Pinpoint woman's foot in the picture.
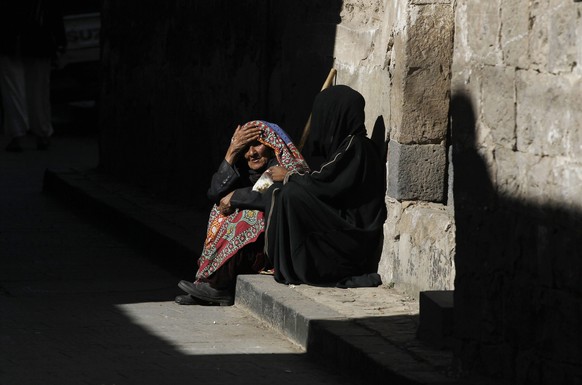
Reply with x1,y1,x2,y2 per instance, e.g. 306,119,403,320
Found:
178,280,234,306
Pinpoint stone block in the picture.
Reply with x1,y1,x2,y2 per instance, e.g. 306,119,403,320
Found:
527,0,578,73
465,0,502,66
497,145,582,213
390,3,453,144
500,0,530,68
391,203,455,295
516,70,582,158
481,65,516,150
410,0,450,3
451,1,470,72
379,197,404,285
494,146,523,199
417,291,454,349
235,275,344,348
550,159,582,210
529,0,550,71
387,141,446,202
496,147,556,205
547,0,579,73
334,25,377,65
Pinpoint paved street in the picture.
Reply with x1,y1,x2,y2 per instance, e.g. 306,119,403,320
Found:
0,133,356,385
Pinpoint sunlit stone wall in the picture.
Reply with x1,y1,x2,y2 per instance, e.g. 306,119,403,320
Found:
451,1,582,383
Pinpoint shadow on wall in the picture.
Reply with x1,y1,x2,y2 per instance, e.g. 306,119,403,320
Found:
371,114,388,162
367,114,388,274
450,92,582,384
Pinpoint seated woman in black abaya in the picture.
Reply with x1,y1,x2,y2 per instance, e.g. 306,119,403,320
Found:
265,85,387,288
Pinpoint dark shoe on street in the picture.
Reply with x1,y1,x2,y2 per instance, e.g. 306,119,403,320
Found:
178,280,234,306
5,137,23,152
36,136,51,150
175,294,203,305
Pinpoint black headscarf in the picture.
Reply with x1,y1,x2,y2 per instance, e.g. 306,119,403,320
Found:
304,85,367,169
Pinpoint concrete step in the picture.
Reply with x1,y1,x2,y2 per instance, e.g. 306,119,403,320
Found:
418,290,455,350
235,275,454,384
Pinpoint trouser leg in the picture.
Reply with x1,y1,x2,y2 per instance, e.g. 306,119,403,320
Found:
0,55,29,140
23,56,53,138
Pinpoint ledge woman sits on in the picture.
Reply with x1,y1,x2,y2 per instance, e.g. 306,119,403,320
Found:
176,120,308,305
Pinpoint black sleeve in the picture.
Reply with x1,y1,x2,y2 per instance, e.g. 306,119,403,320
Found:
229,157,280,210
230,188,269,211
208,158,278,209
207,160,241,203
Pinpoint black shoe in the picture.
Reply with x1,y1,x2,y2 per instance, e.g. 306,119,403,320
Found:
178,280,234,306
175,294,202,305
5,137,23,152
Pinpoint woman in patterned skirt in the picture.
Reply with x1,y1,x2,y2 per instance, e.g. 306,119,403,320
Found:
176,120,308,305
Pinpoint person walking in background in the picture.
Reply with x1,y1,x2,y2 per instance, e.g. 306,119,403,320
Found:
0,0,66,152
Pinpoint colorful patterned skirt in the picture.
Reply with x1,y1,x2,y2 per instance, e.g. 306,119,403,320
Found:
195,205,266,281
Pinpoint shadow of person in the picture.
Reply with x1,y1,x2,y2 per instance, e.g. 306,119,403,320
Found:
364,114,388,274
450,91,582,382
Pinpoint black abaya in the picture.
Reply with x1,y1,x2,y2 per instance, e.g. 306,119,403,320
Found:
265,86,387,286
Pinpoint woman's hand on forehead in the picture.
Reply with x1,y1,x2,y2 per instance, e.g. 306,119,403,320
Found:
225,123,263,164
232,124,261,145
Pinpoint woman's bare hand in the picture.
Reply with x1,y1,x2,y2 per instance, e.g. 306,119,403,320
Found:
225,124,262,164
218,191,235,215
267,166,289,182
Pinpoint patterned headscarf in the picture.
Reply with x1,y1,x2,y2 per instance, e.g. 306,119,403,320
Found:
254,120,309,173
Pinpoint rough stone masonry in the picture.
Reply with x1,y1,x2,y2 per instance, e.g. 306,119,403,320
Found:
451,0,582,383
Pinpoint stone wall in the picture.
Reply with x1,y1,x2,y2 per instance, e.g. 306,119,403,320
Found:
377,0,457,297
451,0,582,383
